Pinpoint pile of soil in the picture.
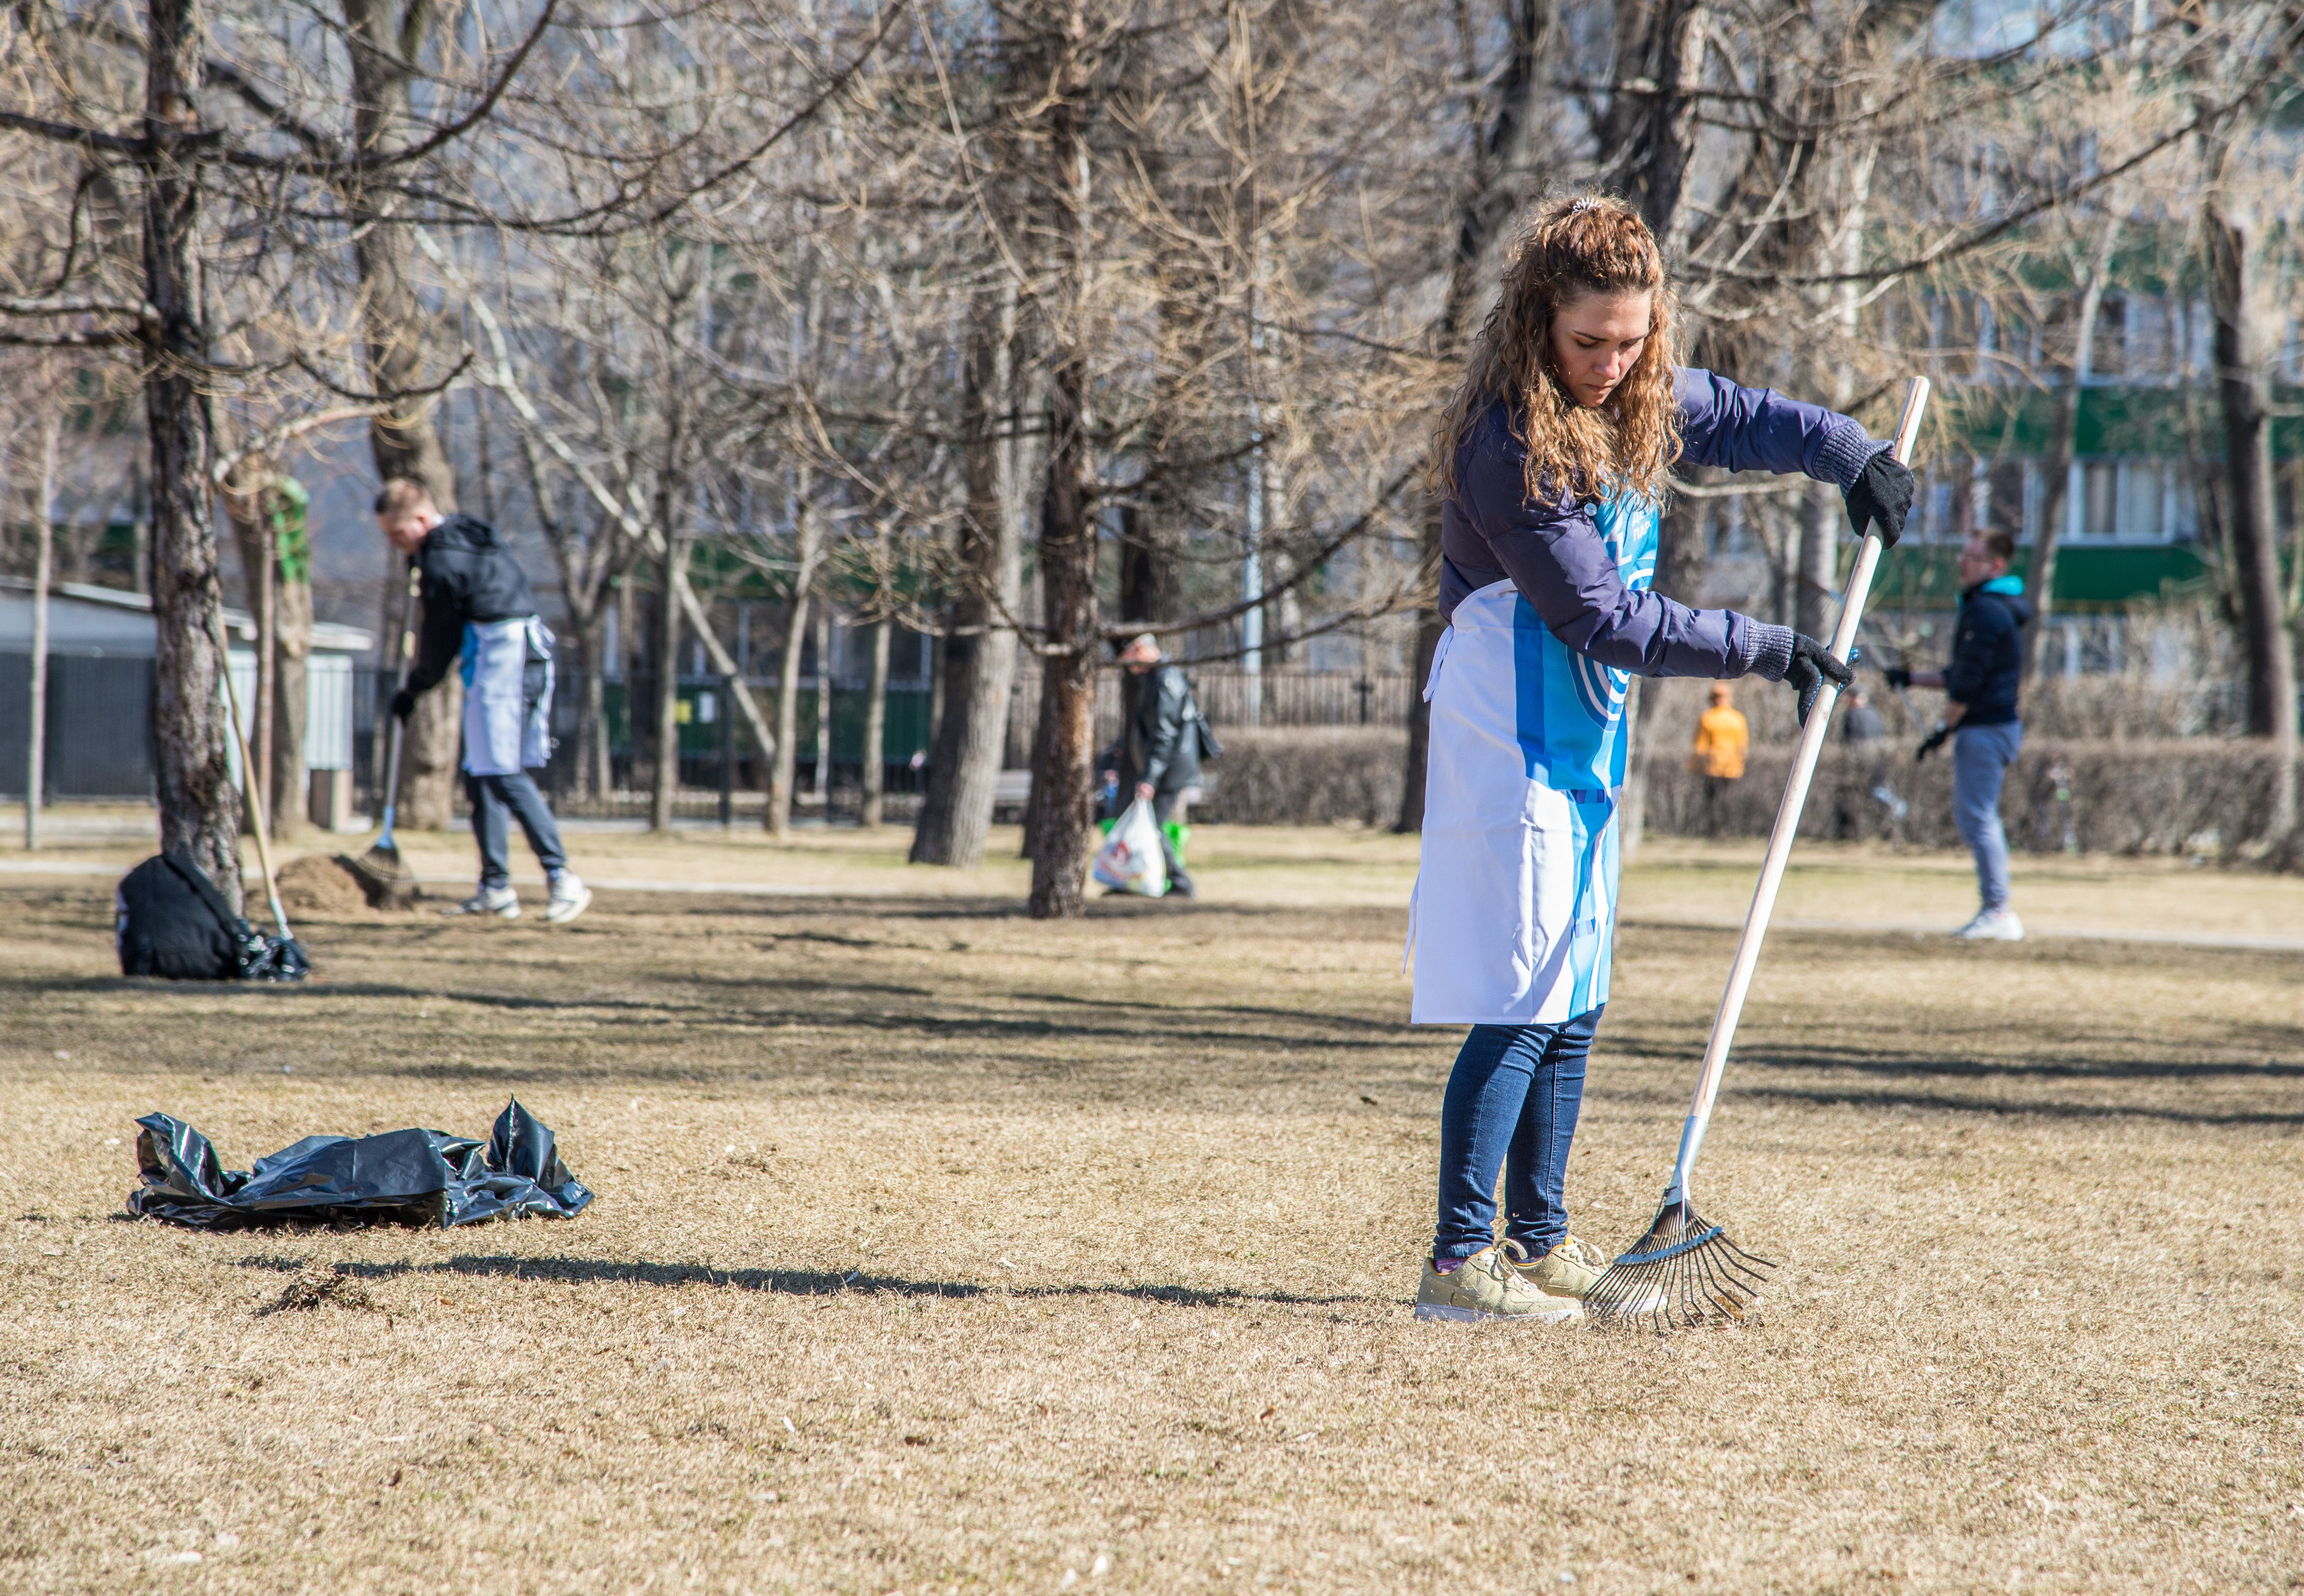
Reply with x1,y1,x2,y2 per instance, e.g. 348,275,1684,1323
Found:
274,854,374,915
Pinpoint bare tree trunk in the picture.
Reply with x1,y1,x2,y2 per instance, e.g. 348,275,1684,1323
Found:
652,547,682,831
344,0,462,831
2206,180,2299,837
913,285,1025,869
2022,210,2122,682
224,472,300,834
813,610,833,803
1026,28,1101,918
24,400,56,850
1027,397,1097,917
768,499,820,836
1397,0,1553,832
273,558,310,835
143,0,241,906
860,617,890,828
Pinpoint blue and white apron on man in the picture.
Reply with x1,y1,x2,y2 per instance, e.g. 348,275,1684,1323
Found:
458,616,555,776
1406,495,1657,1024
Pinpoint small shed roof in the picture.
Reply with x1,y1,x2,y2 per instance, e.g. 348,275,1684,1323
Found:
0,577,374,657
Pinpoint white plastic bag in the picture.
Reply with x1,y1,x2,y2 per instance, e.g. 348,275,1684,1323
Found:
1091,797,1169,898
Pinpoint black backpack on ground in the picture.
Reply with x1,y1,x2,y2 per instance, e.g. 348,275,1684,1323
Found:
116,852,310,982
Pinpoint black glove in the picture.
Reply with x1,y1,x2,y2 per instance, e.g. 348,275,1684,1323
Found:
1916,723,1950,762
389,687,417,722
1845,451,1915,548
1883,665,1912,690
1782,633,1853,725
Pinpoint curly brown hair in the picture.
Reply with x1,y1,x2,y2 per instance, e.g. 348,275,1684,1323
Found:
1436,194,1682,507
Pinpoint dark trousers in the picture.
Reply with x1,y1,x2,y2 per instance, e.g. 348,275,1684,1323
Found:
1433,1007,1603,1263
466,770,566,891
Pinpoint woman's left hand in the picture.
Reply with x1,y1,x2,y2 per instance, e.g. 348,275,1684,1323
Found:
1783,634,1853,725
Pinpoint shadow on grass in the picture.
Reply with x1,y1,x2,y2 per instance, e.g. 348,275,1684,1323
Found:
1736,1085,2304,1127
229,1251,1370,1309
1604,1033,2304,1083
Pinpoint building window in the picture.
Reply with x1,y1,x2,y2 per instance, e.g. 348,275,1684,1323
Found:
2069,458,2200,543
2080,461,2118,537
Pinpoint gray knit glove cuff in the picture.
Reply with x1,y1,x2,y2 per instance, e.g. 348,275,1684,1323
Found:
1814,422,1888,491
1745,621,1797,682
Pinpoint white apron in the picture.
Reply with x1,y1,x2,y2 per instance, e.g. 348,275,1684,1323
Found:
1406,496,1657,1025
458,616,554,777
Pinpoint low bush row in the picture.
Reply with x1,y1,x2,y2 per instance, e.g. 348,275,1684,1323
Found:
1195,725,2298,860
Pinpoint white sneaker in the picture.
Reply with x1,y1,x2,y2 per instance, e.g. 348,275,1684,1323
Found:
1954,909,2023,941
545,870,592,925
451,885,521,919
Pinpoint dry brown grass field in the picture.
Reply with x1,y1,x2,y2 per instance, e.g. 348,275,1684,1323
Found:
2,822,2299,1594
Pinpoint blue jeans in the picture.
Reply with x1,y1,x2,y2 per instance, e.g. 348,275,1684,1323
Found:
1952,721,2022,914
1433,1007,1603,1263
465,770,567,891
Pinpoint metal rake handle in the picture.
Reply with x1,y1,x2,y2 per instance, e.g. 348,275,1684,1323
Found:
1662,376,1931,1202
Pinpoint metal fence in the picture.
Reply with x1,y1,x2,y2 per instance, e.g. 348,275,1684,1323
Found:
0,652,155,799
352,665,937,822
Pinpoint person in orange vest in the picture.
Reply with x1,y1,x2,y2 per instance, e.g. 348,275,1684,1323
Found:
1688,681,1749,832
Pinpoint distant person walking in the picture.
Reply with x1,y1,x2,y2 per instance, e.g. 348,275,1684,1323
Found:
1886,528,2030,940
1100,633,1212,899
1687,681,1748,833
375,478,591,924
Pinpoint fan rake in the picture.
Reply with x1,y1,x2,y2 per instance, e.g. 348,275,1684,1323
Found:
1586,375,1931,1332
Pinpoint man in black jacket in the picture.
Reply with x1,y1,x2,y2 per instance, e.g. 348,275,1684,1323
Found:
1101,634,1205,898
377,478,591,924
1887,528,2032,941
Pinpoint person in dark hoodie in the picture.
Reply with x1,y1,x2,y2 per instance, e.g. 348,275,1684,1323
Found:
375,478,591,924
1887,527,2030,940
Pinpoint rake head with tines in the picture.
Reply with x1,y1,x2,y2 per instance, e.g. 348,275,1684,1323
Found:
1585,1190,1776,1331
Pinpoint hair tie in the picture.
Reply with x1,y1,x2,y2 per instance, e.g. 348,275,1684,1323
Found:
1569,197,1601,214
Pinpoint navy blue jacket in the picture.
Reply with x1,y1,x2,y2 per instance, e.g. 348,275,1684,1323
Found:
1945,580,2031,727
1440,367,1885,680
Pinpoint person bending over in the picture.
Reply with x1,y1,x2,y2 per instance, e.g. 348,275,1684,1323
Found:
1408,194,1913,1324
1885,528,2030,941
1100,632,1207,898
375,478,591,925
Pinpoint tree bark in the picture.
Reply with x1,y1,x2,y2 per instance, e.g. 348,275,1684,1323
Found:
224,472,311,837
651,546,683,831
768,498,820,836
1027,378,1098,917
143,0,242,906
2205,183,2298,836
1025,20,1100,919
1396,0,1553,833
24,399,56,849
860,617,890,828
344,0,463,830
2022,209,2122,681
912,286,1025,868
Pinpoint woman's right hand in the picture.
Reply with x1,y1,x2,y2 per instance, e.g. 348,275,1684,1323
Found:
1782,634,1853,725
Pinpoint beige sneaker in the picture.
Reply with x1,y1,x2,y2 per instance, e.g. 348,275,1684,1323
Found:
1510,1239,1604,1306
1415,1242,1580,1324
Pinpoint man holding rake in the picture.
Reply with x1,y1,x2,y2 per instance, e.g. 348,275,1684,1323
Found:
1407,195,1913,1323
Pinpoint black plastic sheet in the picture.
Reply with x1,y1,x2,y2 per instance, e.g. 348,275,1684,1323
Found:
127,1098,592,1229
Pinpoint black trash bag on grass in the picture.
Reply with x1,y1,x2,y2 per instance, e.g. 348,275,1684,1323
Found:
116,852,310,982
127,1097,591,1229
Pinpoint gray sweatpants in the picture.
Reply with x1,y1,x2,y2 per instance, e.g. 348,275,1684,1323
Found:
1952,720,2022,914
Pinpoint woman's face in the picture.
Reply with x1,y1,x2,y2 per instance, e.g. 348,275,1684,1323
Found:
1548,289,1653,408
